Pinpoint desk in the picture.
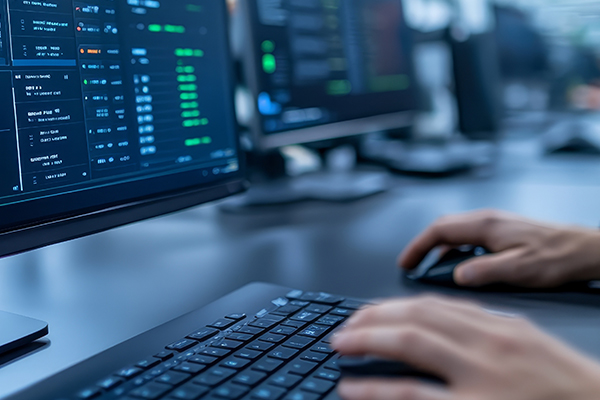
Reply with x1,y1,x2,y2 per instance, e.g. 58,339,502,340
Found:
2,136,600,398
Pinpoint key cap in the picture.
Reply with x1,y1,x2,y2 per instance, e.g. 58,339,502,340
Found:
329,308,352,318
299,293,344,305
238,326,264,335
323,355,340,371
221,356,251,370
234,348,263,360
209,319,236,330
268,346,299,361
233,369,267,387
77,387,101,399
227,313,247,321
154,351,174,361
227,332,253,342
271,305,301,316
269,373,302,389
252,358,283,373
290,312,319,323
284,391,320,400
201,347,231,358
338,300,368,310
300,378,335,394
115,366,143,379
313,368,340,382
247,340,275,352
129,382,171,399
315,316,344,327
166,339,198,352
212,383,249,399
249,319,279,329
187,328,219,342
173,362,206,375
304,305,332,314
298,325,329,339
259,333,285,344
136,358,161,370
189,354,218,365
286,360,318,376
269,326,296,336
155,370,190,386
169,382,210,399
250,384,286,400
300,351,327,363
212,339,244,350
289,300,309,307
193,367,236,387
280,320,306,329
97,376,124,390
282,335,314,350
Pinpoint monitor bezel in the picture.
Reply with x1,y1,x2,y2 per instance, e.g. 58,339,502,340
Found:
0,0,247,259
239,0,417,152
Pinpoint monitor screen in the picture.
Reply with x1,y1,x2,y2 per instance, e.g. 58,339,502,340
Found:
0,0,243,256
242,0,416,148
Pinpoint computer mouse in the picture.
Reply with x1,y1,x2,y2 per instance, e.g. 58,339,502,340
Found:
405,246,490,288
338,356,445,384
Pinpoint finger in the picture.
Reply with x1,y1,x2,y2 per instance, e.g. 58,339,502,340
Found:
332,326,468,378
454,249,524,287
399,211,504,270
338,379,451,400
345,297,486,344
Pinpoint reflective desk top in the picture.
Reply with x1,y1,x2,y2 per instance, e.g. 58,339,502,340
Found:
2,136,600,398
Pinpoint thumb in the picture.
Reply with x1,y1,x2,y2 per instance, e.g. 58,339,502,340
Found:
454,249,523,287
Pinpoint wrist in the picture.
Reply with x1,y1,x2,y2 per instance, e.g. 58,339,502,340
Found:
564,229,600,282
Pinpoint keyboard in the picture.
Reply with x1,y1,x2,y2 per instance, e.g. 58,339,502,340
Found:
8,283,369,400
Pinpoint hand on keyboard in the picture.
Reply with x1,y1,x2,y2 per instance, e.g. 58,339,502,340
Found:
399,209,600,288
332,295,600,400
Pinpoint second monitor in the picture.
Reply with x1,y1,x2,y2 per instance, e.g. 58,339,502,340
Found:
231,0,417,206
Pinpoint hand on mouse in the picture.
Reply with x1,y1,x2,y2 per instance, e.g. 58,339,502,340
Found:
332,296,600,400
399,210,600,288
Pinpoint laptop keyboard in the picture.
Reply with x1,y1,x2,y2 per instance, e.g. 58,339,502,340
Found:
75,291,368,400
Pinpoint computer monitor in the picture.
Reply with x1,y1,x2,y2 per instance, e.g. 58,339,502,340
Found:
0,0,244,259
0,0,243,355
239,0,417,151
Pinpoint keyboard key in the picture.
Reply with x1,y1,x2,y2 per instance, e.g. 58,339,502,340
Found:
212,383,249,399
189,354,218,365
284,391,320,400
238,326,264,335
234,348,262,360
227,313,247,321
280,320,306,329
169,382,210,399
282,335,313,350
227,332,253,342
167,339,198,352
250,385,286,400
268,346,299,361
286,360,318,376
304,305,332,314
329,308,353,318
247,340,275,352
187,328,219,342
269,373,302,389
233,370,266,387
286,290,304,300
97,376,124,390
77,387,101,399
154,351,174,361
290,312,319,323
315,316,344,326
212,339,244,350
299,292,345,305
136,358,161,370
193,367,236,387
289,300,309,307
323,356,340,371
265,314,286,323
220,356,251,370
173,362,206,375
269,326,296,336
252,358,283,373
313,368,340,381
300,351,327,363
129,382,171,399
201,348,231,358
259,333,285,344
115,366,144,379
300,378,335,394
298,325,329,339
270,305,301,316
209,319,236,330
310,344,333,354
155,371,190,386
338,300,368,310
249,319,280,329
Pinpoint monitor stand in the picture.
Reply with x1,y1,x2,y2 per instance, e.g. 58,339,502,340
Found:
361,135,496,175
0,311,48,357
220,145,390,211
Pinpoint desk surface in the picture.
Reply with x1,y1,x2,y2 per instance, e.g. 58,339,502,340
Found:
2,136,600,398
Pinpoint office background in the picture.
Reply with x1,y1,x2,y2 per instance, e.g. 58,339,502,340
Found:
2,0,600,398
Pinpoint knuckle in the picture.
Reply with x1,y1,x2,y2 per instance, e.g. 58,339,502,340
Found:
396,326,423,349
